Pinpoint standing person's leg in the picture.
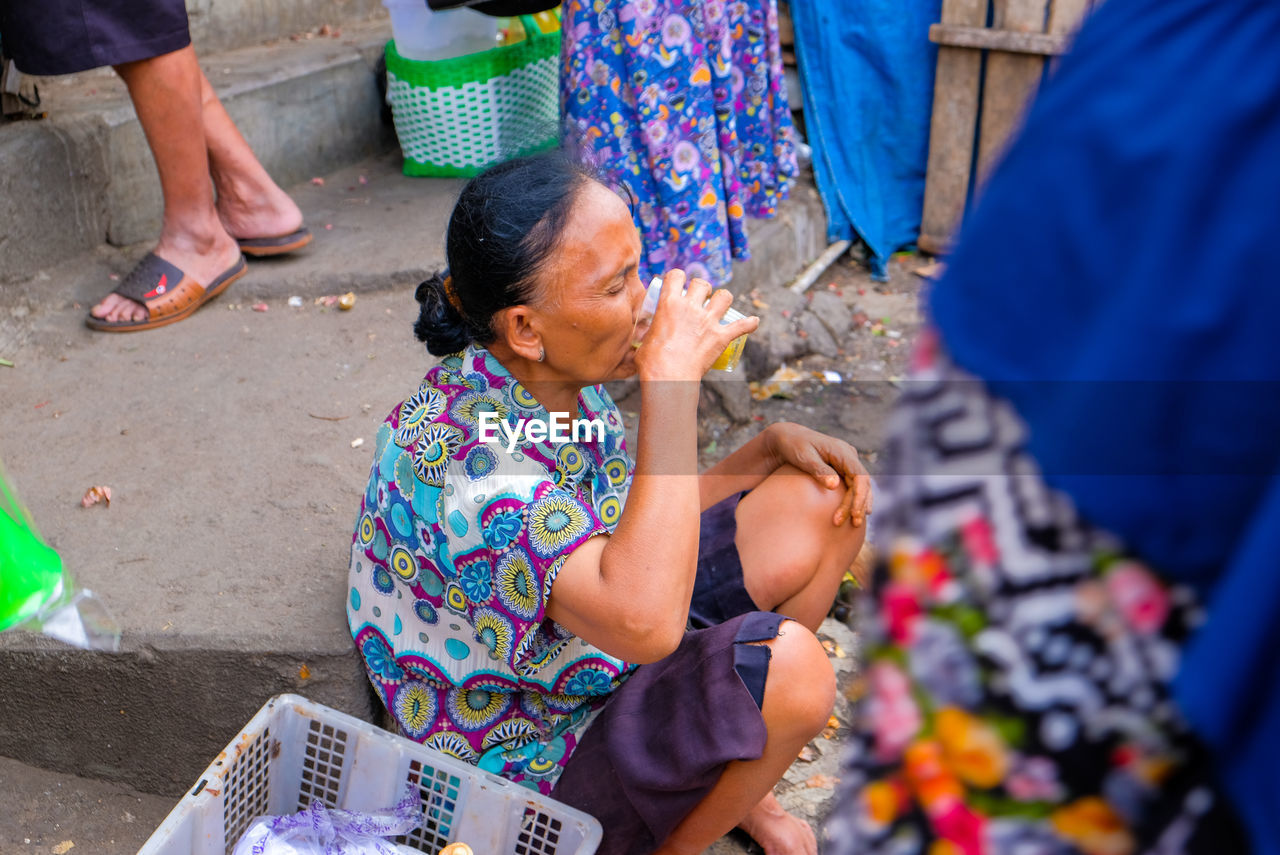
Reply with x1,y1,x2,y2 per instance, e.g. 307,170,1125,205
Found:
92,45,243,324
197,70,308,250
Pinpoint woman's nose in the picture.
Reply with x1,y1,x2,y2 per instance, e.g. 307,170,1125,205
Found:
628,275,646,315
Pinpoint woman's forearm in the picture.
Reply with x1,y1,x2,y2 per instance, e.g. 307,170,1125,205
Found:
698,424,779,509
602,383,701,587
590,382,704,656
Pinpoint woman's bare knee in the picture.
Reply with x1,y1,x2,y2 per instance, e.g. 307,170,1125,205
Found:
758,621,835,739
760,463,844,519
737,465,862,612
742,464,859,554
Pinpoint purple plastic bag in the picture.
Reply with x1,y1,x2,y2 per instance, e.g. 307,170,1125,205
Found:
231,783,422,855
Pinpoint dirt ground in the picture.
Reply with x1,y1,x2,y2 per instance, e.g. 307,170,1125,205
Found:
721,252,924,462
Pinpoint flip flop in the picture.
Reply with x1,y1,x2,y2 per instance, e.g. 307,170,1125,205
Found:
235,227,313,257
85,252,247,333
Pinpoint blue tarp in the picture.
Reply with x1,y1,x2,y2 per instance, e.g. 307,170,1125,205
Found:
790,1,942,279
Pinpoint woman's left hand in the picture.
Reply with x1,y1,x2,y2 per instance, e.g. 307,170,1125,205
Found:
766,423,873,528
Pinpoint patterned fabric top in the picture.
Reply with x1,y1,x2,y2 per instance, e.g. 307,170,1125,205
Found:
347,345,637,792
824,335,1229,855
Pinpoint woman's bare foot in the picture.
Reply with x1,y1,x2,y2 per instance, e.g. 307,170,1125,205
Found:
197,66,306,243
90,227,243,324
737,793,817,855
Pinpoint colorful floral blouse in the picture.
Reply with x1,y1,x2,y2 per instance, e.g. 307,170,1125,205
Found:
561,0,799,286
347,345,637,792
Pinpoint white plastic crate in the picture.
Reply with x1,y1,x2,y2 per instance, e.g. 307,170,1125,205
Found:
138,694,602,855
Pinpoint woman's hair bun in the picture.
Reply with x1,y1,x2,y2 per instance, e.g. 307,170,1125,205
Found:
413,272,471,356
413,151,601,357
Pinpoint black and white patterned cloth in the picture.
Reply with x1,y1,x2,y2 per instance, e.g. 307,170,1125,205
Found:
822,337,1247,855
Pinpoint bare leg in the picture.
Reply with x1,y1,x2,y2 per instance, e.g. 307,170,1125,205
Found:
653,622,834,855
93,46,242,323
735,463,867,632
197,70,302,240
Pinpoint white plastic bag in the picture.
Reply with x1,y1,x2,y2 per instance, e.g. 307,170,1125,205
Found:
231,783,422,855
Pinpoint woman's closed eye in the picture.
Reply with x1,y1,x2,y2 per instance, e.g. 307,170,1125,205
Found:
605,267,634,296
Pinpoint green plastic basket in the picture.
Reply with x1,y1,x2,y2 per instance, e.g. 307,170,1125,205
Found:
385,15,562,178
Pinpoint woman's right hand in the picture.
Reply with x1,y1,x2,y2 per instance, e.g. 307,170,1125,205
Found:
633,269,759,383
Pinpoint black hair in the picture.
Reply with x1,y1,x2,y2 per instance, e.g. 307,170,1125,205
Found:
414,151,600,356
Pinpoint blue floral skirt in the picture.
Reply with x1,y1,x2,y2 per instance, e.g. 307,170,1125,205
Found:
560,0,798,286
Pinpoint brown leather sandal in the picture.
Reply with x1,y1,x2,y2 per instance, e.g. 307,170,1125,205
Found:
236,227,313,257
85,252,247,333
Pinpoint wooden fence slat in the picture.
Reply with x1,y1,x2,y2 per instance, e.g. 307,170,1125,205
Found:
930,23,1068,56
940,0,992,32
918,0,988,256
975,0,1047,185
1047,0,1091,34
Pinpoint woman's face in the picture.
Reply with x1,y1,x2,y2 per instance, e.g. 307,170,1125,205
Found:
531,181,649,385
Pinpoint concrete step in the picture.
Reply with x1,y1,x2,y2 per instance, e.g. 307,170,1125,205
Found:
186,0,388,55
1,620,857,855
0,147,828,800
0,16,396,284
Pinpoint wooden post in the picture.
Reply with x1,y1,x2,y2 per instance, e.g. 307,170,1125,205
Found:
918,0,988,256
975,0,1048,185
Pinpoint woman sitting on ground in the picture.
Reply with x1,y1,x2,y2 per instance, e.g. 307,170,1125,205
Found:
347,151,870,855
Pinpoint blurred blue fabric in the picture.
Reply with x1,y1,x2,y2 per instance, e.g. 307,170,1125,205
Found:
789,0,942,280
930,0,1280,849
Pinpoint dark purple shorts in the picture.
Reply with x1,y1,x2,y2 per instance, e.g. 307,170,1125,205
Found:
0,0,190,76
688,491,759,630
551,493,784,855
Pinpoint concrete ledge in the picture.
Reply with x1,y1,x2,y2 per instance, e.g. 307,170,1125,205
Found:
731,179,827,294
0,119,111,284
186,0,388,56
0,639,375,794
0,150,825,312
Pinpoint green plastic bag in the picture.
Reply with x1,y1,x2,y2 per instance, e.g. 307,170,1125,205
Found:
0,461,120,649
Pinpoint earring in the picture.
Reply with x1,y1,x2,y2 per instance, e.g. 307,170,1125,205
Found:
538,347,546,363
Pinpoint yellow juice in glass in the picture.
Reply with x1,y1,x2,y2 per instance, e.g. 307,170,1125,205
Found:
641,277,749,373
